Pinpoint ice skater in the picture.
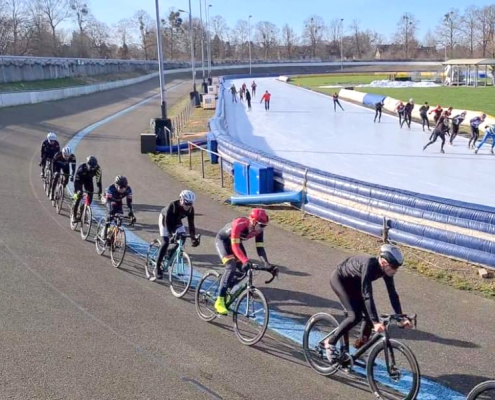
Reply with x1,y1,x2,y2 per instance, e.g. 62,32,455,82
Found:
374,100,384,123
449,111,466,145
230,83,238,103
429,105,443,126
423,118,449,153
475,124,495,154
395,101,405,127
245,89,252,110
468,113,486,149
260,90,271,111
251,81,257,97
401,98,414,129
419,102,430,131
332,92,344,111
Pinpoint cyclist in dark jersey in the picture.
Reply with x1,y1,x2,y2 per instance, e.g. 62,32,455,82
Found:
214,208,272,315
324,244,411,362
49,146,76,200
71,156,102,221
153,190,199,281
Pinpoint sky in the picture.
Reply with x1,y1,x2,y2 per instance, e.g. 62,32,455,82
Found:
90,0,491,41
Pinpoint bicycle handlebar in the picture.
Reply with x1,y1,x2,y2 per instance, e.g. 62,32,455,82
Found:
112,213,136,226
250,263,279,284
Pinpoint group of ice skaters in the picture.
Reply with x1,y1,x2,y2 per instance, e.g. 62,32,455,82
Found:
373,98,494,155
229,81,272,111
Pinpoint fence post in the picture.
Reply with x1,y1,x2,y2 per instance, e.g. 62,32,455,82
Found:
178,136,181,163
200,150,205,178
301,168,309,220
382,217,390,243
220,157,224,188
189,142,192,170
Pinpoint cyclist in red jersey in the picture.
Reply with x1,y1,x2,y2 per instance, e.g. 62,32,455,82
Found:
214,208,272,315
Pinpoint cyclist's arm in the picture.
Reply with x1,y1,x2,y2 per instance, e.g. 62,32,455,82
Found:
361,266,380,323
187,207,196,237
383,275,403,315
165,202,177,235
255,231,269,264
70,156,77,177
230,220,249,264
95,167,103,194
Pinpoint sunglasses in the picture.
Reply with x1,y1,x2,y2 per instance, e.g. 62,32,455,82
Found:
182,201,193,206
258,223,267,229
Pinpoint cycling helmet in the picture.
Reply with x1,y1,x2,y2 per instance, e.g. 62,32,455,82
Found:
62,146,72,159
379,244,404,269
250,208,269,225
179,189,195,204
115,175,128,187
86,155,98,169
47,132,57,142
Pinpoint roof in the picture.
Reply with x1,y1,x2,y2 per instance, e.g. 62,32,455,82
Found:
443,58,495,65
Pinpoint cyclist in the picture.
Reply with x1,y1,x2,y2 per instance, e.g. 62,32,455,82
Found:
154,190,200,281
324,244,412,363
71,155,102,221
101,175,135,243
39,132,60,178
49,146,76,200
214,208,272,315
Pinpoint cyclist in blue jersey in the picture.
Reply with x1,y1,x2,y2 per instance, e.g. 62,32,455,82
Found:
475,124,495,154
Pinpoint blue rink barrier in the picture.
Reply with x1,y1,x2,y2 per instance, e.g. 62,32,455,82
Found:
156,139,206,153
208,73,495,269
363,93,386,107
229,191,303,205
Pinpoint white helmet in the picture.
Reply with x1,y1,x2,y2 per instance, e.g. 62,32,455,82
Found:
179,189,196,204
47,132,57,142
62,146,72,159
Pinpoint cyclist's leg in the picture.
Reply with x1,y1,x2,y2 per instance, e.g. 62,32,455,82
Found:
103,202,121,241
155,213,171,278
215,236,237,298
72,181,83,217
50,163,61,199
85,180,94,205
61,165,70,188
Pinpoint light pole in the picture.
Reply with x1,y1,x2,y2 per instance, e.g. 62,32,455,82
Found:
402,15,412,59
340,18,344,71
199,0,205,79
207,4,212,76
179,1,196,91
248,15,252,75
154,0,166,118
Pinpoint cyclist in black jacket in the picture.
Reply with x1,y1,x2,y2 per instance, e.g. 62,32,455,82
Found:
153,190,200,280
71,156,102,221
324,244,411,363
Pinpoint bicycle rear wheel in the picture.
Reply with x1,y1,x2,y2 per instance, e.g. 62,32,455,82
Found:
467,380,495,400
232,288,269,346
145,241,160,280
169,251,193,298
69,203,79,231
366,339,421,400
302,312,342,376
80,204,92,240
195,270,220,322
55,184,64,214
95,217,107,255
110,227,126,268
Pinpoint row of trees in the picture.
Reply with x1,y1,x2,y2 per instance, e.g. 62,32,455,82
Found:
1,0,495,61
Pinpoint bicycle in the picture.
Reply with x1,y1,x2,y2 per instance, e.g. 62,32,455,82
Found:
303,312,420,400
95,213,136,268
145,232,201,298
467,380,495,399
195,263,278,346
41,159,53,197
52,173,71,213
69,191,93,240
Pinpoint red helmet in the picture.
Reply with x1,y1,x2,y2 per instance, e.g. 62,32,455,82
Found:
249,208,269,225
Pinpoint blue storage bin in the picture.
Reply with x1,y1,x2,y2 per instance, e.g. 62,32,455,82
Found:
249,161,274,195
233,160,249,195
206,133,218,164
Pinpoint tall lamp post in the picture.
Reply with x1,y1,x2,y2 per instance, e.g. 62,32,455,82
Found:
154,0,166,118
340,18,344,71
199,0,205,79
179,1,196,91
206,3,212,76
248,15,252,75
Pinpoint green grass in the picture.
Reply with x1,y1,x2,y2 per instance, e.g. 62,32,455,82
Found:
291,74,390,87
0,71,150,93
354,86,495,117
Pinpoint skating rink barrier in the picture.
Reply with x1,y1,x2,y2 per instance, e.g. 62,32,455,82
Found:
210,75,495,268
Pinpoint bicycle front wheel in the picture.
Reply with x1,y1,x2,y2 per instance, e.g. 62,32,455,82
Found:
44,170,52,197
80,205,92,240
145,241,160,280
366,339,421,400
110,227,126,268
69,203,78,231
169,251,193,298
95,218,107,255
195,270,220,322
232,288,269,346
467,380,495,400
55,184,64,214
302,312,342,376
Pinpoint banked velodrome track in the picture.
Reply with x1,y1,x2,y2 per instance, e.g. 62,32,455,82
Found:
0,64,494,399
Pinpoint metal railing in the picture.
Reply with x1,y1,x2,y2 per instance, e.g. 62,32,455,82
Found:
188,141,225,187
171,97,197,138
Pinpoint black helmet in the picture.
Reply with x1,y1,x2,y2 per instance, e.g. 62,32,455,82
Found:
86,155,98,169
379,244,404,268
115,175,128,187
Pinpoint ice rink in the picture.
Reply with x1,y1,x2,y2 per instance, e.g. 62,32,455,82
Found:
224,77,495,207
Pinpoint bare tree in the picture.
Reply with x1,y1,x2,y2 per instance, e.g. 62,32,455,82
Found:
281,23,297,59
86,15,110,57
133,9,153,59
114,18,133,59
69,0,89,57
395,13,419,59
5,0,29,55
255,21,278,60
303,15,325,58
327,18,341,45
460,5,479,57
349,19,363,58
233,19,248,60
163,9,182,60
36,0,69,54
435,8,461,59
210,15,227,40
475,5,495,57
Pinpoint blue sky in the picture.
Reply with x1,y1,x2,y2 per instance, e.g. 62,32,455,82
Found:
90,0,490,41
